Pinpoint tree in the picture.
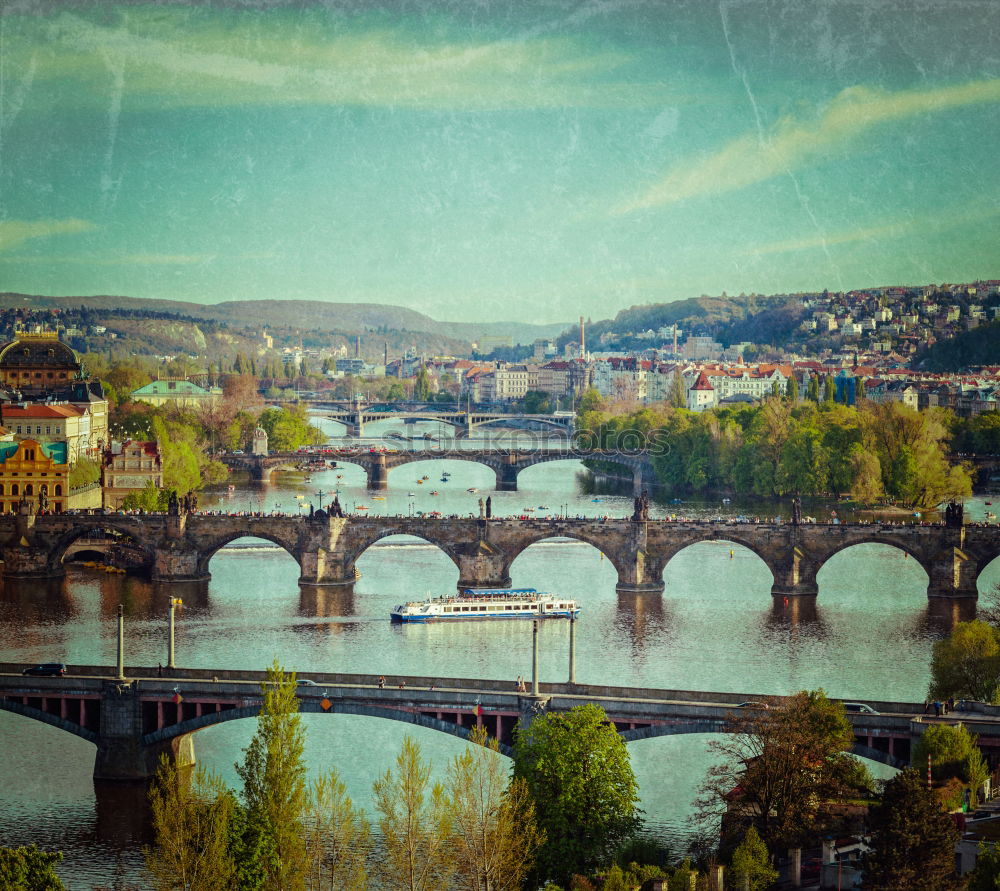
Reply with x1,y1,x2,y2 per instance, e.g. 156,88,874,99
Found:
785,376,798,401
728,826,777,891
806,376,820,402
862,769,960,891
372,735,455,891
823,375,836,402
121,480,168,512
0,845,65,890
967,843,1000,891
413,365,432,401
303,771,372,891
68,455,101,490
578,388,604,415
235,660,309,891
668,372,686,409
913,723,991,806
447,724,543,891
929,620,1000,702
696,691,855,851
523,390,552,414
513,703,641,886
146,757,236,891
257,405,323,452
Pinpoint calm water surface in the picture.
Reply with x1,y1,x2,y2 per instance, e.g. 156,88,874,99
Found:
1,419,996,887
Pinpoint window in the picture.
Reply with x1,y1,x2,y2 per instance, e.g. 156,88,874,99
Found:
45,426,50,434
35,426,41,434
54,485,62,496
10,484,17,496
15,426,21,434
24,484,32,496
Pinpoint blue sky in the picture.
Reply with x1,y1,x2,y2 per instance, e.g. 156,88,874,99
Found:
1,1,998,323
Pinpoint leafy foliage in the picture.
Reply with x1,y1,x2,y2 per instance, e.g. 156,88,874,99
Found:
913,723,990,807
696,690,855,851
513,703,641,887
0,845,65,890
728,826,777,891
235,660,309,891
372,735,455,891
146,758,236,891
929,620,1000,702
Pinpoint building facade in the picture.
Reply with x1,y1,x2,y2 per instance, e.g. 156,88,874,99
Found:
102,440,163,509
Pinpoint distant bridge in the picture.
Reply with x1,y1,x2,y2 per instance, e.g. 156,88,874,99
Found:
308,400,575,438
0,511,994,600
4,665,967,779
221,447,657,492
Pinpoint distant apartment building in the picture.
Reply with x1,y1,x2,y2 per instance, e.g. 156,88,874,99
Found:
3,403,93,463
131,379,223,409
102,440,163,509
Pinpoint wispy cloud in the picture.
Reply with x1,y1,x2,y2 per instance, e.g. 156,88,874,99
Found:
0,218,96,251
23,10,675,110
617,78,1000,213
744,202,1000,257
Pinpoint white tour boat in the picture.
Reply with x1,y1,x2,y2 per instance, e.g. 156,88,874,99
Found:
391,588,580,623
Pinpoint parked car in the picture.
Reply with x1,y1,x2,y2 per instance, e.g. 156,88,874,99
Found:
736,701,769,709
22,663,67,677
296,679,318,687
843,702,879,714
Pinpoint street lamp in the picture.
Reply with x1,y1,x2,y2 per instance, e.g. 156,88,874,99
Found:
168,597,183,669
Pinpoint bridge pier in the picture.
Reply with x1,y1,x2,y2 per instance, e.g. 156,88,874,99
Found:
769,545,819,599
299,549,359,587
495,461,519,492
927,545,979,600
615,524,666,595
456,540,510,590
94,681,195,781
367,455,389,490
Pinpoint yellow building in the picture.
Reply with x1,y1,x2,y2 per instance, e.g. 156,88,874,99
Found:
102,440,163,509
0,438,70,513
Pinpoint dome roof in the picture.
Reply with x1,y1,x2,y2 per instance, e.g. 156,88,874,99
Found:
0,336,79,369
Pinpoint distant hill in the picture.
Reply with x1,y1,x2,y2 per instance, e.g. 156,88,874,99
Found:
558,294,801,349
915,321,1000,371
0,293,566,348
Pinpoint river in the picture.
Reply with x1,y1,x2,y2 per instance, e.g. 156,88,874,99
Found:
1,417,996,888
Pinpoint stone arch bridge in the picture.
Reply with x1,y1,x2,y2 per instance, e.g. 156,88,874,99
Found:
221,447,657,493
313,403,575,438
0,512,997,600
5,665,972,780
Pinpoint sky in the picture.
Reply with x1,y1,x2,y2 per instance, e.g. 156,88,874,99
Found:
0,0,998,325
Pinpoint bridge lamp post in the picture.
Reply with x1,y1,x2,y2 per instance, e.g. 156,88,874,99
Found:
167,598,183,670
116,605,125,681
532,619,540,696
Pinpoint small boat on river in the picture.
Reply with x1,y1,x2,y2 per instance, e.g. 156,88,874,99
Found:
391,588,580,623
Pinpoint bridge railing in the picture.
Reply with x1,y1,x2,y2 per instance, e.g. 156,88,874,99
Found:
0,664,924,715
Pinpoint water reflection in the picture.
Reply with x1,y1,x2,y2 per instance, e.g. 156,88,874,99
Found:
614,591,671,658
767,594,822,629
299,584,356,618
94,780,153,846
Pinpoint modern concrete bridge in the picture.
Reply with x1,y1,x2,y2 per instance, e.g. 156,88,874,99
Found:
221,447,657,492
0,512,996,599
6,665,976,779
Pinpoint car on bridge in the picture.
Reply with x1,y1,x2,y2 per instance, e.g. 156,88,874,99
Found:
843,702,879,714
22,663,66,677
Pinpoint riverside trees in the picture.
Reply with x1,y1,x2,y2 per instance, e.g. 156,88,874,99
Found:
576,397,971,506
147,664,547,891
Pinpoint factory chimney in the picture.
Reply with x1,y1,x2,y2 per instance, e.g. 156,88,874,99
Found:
579,316,585,356
355,336,361,358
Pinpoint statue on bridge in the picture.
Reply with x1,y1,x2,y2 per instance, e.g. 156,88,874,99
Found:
168,492,180,516
479,497,486,520
632,492,650,522
37,487,48,515
791,496,802,525
945,501,964,528
330,495,345,518
485,496,492,519
182,491,198,514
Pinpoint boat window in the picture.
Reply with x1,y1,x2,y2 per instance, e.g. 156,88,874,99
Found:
444,607,451,613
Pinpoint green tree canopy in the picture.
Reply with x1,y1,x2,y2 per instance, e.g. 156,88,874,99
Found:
0,846,65,891
513,703,641,887
929,620,1000,702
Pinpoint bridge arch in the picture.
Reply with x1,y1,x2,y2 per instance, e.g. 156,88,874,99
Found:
502,530,630,583
350,530,464,581
0,699,99,745
659,536,776,596
142,701,514,756
467,416,571,437
196,531,302,577
815,539,932,599
619,722,906,768
46,522,156,576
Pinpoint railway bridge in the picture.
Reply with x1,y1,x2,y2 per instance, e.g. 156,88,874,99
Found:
0,512,996,599
4,665,976,780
